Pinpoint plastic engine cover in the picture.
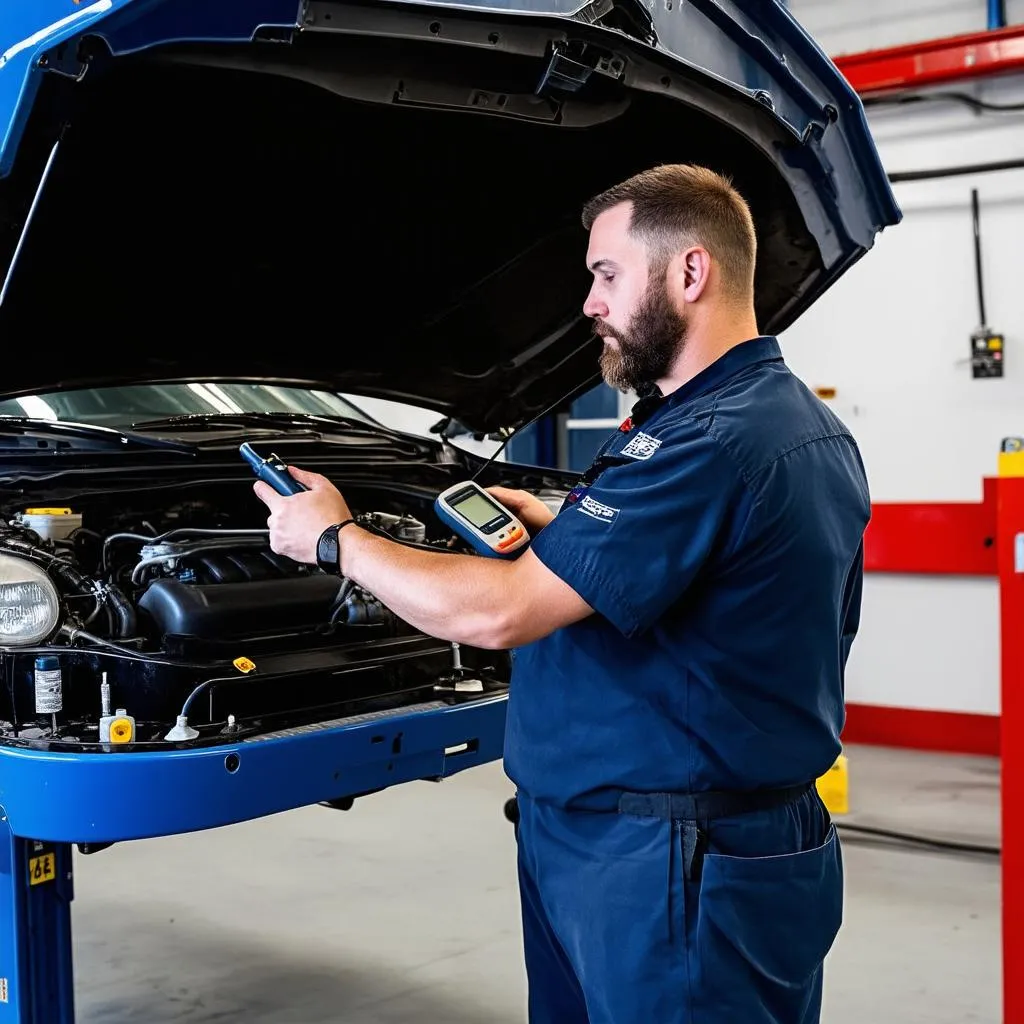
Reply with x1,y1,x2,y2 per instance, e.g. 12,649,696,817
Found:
138,576,347,639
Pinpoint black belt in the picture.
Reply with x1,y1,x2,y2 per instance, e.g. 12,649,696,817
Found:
617,781,815,883
616,780,814,821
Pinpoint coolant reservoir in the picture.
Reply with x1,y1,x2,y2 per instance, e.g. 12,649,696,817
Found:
18,508,83,542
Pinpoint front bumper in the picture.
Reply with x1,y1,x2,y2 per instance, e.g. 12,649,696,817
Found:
0,692,507,843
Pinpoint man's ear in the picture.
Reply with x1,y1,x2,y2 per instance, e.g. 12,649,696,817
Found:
668,246,712,304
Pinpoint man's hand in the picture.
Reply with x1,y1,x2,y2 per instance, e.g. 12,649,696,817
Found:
253,466,350,565
486,486,556,535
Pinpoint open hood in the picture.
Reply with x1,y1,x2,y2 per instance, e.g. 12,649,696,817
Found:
0,0,900,432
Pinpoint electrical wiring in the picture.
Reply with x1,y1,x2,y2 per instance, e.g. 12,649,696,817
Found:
888,156,1024,183
864,87,1024,183
865,90,1024,114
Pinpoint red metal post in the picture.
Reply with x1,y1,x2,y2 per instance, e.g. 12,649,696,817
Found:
998,475,1024,1023
834,23,1024,95
834,19,1024,1011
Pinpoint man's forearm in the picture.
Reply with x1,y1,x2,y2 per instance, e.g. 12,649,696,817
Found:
338,525,516,648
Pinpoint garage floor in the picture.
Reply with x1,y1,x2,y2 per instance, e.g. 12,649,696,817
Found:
73,743,1000,1023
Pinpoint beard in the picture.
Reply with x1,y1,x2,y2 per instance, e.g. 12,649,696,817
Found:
595,272,687,392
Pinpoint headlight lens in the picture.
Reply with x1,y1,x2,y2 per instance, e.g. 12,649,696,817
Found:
0,554,61,645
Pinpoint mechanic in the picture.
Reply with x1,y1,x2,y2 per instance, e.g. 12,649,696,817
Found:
254,163,871,1024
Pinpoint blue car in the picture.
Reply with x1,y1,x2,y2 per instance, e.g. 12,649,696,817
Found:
0,0,900,807
0,0,901,831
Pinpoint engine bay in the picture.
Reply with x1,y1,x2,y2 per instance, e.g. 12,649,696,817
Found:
0,469,519,752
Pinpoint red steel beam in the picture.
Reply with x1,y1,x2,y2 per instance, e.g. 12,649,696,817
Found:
834,23,1024,95
998,476,1024,1024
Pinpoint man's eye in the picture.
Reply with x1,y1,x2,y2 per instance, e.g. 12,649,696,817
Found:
602,273,615,284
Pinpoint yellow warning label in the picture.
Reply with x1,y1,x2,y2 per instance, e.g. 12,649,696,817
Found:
233,656,257,673
28,852,56,886
24,507,73,516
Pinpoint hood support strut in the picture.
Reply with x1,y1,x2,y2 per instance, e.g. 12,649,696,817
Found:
0,133,62,310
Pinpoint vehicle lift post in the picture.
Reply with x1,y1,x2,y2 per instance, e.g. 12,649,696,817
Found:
0,820,75,1021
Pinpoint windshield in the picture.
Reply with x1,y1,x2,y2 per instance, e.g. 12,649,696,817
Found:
0,383,506,458
0,383,377,428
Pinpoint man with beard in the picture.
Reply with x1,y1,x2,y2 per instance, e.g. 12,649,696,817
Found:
254,164,871,1024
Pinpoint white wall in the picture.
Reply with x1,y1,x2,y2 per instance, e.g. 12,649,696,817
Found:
342,394,505,459
792,0,1024,55
343,394,448,437
777,5,1024,716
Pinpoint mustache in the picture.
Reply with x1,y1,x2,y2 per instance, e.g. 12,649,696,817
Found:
592,320,615,339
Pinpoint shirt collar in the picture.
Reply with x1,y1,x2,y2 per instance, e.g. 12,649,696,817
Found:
630,336,782,425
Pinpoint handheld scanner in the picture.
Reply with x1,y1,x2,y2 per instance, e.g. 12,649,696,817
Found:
434,480,530,559
239,442,309,496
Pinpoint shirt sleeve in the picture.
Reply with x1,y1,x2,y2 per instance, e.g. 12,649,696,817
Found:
530,422,745,638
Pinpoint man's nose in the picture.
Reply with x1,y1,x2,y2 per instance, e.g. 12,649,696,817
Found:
583,290,607,319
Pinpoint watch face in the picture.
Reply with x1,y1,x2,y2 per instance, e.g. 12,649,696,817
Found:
318,527,339,573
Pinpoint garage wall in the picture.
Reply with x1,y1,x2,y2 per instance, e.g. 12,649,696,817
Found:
778,1,1024,727
791,0,1024,55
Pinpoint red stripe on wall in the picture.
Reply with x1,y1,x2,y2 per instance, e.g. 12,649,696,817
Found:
864,479,998,576
843,702,1000,757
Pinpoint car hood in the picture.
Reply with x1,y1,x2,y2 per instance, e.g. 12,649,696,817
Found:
0,0,899,432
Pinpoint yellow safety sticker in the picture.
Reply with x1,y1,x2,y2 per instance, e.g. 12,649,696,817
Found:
233,656,256,673
28,852,56,886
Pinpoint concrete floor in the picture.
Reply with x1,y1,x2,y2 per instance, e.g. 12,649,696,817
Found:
73,743,1001,1023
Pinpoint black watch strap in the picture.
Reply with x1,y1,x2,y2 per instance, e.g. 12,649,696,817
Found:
316,519,356,575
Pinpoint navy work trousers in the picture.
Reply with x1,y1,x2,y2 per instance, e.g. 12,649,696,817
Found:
514,787,842,1024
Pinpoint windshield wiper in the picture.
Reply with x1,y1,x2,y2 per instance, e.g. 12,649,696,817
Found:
130,412,383,435
0,418,196,453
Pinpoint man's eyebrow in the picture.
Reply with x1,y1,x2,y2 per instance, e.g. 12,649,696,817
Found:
588,258,618,272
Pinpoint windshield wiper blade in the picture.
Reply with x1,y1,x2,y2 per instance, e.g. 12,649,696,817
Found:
0,418,196,453
130,412,380,435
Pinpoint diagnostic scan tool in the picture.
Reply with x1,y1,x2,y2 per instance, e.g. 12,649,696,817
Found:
434,481,530,559
239,442,309,496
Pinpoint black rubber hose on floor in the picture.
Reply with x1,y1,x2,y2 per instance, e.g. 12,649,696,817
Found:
836,822,1000,857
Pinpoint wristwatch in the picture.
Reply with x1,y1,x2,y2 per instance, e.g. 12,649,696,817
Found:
316,519,356,575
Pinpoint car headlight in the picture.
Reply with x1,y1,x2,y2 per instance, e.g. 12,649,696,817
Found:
0,554,61,645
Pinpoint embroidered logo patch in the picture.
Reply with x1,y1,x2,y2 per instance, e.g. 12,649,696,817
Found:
620,431,662,460
578,495,619,524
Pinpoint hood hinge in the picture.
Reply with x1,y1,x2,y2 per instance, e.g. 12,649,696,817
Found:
536,38,627,97
37,39,94,82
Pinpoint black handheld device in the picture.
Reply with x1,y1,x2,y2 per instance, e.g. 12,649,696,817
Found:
239,442,308,496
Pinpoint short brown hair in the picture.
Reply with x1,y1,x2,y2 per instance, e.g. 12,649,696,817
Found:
581,164,757,300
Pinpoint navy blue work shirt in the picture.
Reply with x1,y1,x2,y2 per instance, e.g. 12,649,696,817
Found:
503,336,871,811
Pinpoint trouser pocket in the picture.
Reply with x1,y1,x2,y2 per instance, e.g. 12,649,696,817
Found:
691,825,843,1024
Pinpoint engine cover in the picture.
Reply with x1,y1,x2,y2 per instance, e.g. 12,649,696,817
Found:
138,576,347,639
